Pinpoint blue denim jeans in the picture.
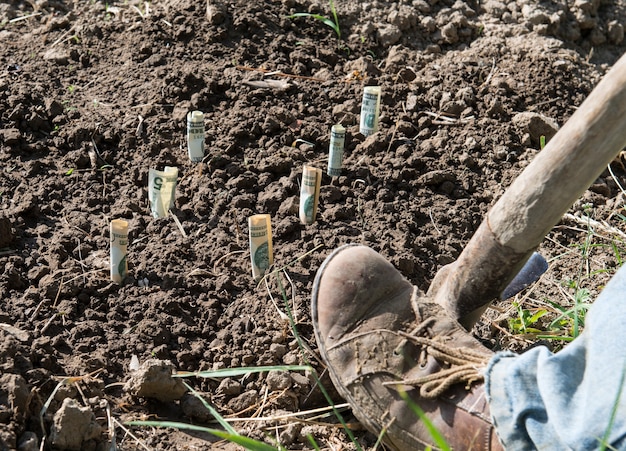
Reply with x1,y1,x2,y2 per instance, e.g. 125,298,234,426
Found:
485,264,626,450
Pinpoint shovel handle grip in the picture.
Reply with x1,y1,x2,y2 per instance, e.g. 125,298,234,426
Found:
430,52,626,328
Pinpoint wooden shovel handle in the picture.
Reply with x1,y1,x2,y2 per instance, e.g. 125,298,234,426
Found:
429,52,626,329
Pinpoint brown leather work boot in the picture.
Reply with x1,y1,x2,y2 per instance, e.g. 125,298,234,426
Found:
312,244,504,451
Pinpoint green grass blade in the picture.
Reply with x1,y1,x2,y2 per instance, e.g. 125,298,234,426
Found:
286,12,340,38
182,381,236,435
174,365,311,378
372,422,388,448
289,13,336,29
328,0,340,38
598,363,626,450
396,387,451,451
534,335,575,342
305,434,322,451
126,421,279,451
329,0,338,22
321,18,340,36
287,12,325,20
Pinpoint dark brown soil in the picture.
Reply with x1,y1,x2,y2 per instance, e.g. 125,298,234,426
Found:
2,0,626,449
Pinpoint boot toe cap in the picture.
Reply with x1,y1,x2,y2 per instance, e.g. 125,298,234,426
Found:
312,244,413,344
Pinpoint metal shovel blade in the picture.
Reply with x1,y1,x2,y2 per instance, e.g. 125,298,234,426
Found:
500,252,548,300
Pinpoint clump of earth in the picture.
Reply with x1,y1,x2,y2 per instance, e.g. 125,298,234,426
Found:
1,0,626,449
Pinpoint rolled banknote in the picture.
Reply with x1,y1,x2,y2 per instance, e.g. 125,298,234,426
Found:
327,124,345,177
359,86,381,136
299,165,322,225
148,166,178,218
187,110,205,162
110,219,128,283
249,214,274,280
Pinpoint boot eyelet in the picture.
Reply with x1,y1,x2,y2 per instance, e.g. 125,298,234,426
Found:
393,339,407,356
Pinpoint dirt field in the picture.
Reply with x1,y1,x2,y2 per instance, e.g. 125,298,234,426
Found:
2,0,626,449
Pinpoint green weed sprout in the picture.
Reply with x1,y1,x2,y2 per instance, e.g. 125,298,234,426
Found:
288,0,341,39
508,301,548,335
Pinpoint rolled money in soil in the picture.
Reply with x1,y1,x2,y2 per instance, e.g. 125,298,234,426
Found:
187,110,205,162
110,219,128,283
248,214,274,280
148,166,178,218
299,165,322,225
327,124,345,176
359,86,381,136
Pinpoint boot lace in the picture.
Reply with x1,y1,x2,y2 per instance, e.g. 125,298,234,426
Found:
383,299,490,399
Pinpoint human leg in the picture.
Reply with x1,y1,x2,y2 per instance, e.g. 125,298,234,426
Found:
485,263,626,450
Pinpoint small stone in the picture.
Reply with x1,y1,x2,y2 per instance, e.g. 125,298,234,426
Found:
419,170,456,185
521,4,550,25
49,398,102,451
425,44,441,54
377,24,402,47
441,23,458,43
397,67,417,82
482,0,507,17
269,343,288,359
227,390,258,412
45,99,64,118
575,8,596,30
282,350,300,365
406,94,419,112
206,3,226,25
575,0,599,14
494,146,509,160
413,0,431,14
345,56,381,77
46,16,71,32
180,394,212,422
124,359,187,402
17,431,39,451
459,152,477,168
420,16,436,33
43,48,69,65
217,378,242,396
387,7,416,31
0,128,21,146
440,100,465,116
589,27,606,46
0,374,29,422
608,21,624,44
266,371,292,391
279,423,302,446
290,372,310,388
512,111,559,145
464,136,479,151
